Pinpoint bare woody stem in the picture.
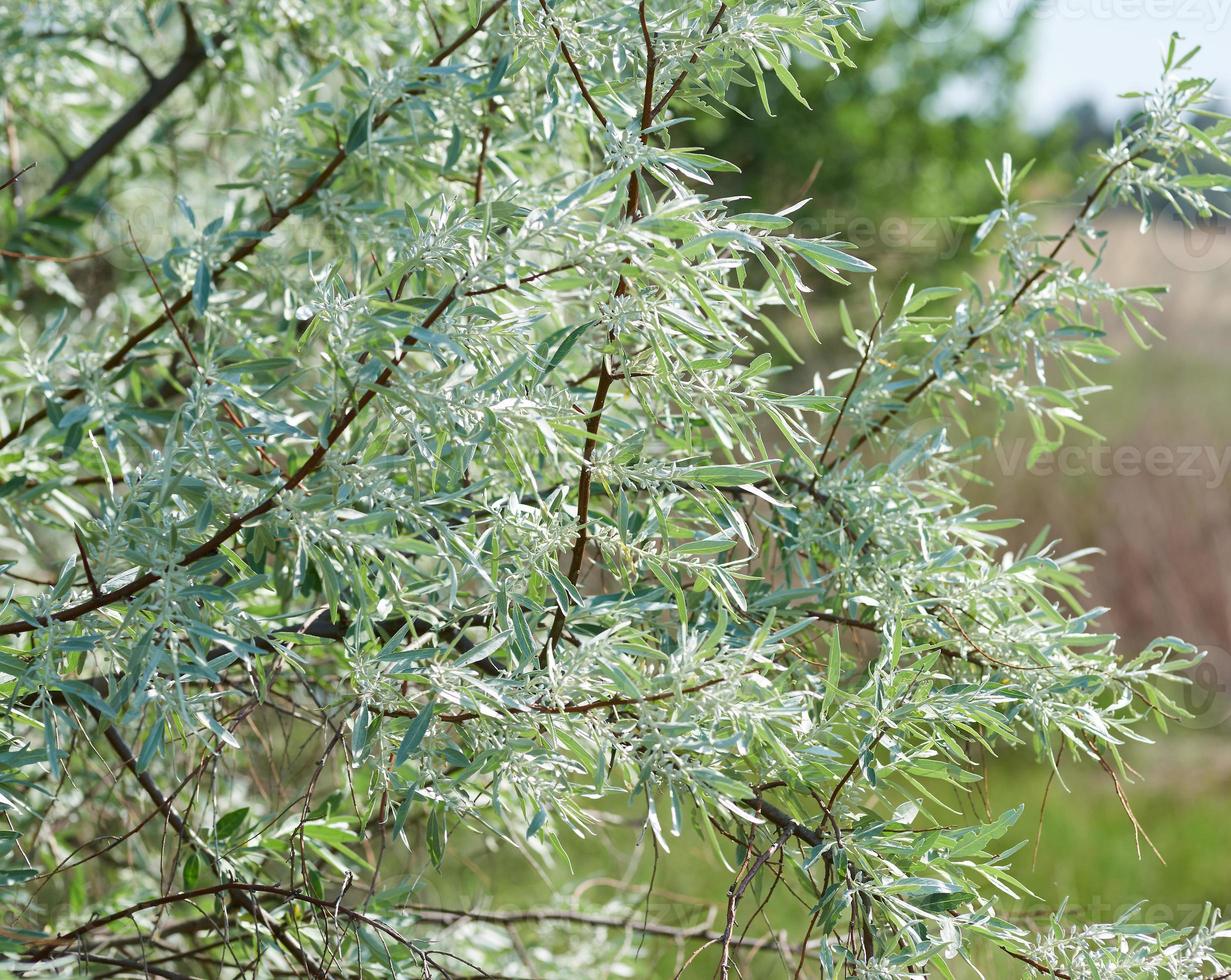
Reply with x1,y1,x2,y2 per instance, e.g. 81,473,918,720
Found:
650,3,728,117
544,0,707,659
33,890,813,962
1,162,35,193
537,0,609,127
128,225,282,473
28,881,412,962
89,725,325,976
812,283,899,481
718,825,794,979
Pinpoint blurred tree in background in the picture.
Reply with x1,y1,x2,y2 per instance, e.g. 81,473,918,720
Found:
695,0,1059,282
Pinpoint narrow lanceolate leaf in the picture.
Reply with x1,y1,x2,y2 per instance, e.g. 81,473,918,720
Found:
192,257,211,315
395,700,435,766
784,237,877,277
684,464,771,487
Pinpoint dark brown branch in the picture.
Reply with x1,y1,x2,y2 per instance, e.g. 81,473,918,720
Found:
1000,947,1073,979
380,675,728,725
128,224,282,472
541,0,665,658
746,797,825,848
73,528,100,597
827,730,887,812
422,4,446,46
400,903,806,956
13,694,322,970
2,100,21,205
1,162,35,193
429,2,507,64
49,10,223,195
814,286,898,476
474,98,496,204
464,262,577,296
28,881,413,960
537,0,609,127
650,3,728,117
67,952,193,980
82,726,323,976
32,30,157,82
29,716,249,881
718,826,794,978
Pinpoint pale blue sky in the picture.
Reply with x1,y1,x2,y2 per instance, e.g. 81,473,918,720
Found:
993,1,1231,125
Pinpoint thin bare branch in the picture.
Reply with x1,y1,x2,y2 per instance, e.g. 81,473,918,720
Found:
0,161,35,193
537,0,609,127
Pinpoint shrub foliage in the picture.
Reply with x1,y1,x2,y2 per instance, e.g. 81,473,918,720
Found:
1,3,1230,977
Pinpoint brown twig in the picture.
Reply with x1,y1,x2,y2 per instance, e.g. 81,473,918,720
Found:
718,826,794,978
1085,738,1164,864
464,262,577,296
474,100,496,204
403,902,808,957
747,796,825,849
381,675,729,725
72,528,100,597
0,244,115,264
28,881,409,962
0,161,35,193
813,283,900,479
58,725,324,976
650,3,728,117
31,29,157,82
1031,742,1065,870
999,947,1073,979
541,0,664,659
537,0,609,127
49,7,222,194
127,224,282,473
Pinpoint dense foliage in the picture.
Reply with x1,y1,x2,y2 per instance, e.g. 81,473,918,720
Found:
2,2,1230,977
